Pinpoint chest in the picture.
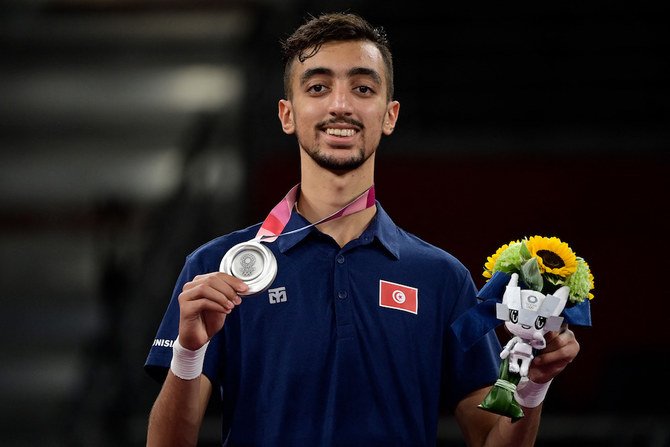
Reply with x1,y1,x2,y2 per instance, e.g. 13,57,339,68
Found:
225,244,451,364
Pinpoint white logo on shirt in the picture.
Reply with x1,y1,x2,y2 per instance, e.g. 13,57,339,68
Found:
152,338,174,348
268,287,287,304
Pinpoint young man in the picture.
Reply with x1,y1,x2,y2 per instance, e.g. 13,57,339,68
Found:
145,12,579,446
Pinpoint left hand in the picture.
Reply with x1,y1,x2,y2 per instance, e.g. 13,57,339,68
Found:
528,324,580,384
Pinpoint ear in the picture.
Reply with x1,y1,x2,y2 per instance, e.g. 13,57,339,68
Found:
382,100,400,135
502,273,520,306
550,286,570,316
278,99,295,134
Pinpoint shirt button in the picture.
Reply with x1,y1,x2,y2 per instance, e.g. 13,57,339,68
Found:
337,290,348,299
336,255,345,264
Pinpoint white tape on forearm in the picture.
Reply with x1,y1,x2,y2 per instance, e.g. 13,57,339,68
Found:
514,378,553,408
170,336,209,380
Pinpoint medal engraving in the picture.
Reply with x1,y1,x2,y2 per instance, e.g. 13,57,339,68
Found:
238,252,258,279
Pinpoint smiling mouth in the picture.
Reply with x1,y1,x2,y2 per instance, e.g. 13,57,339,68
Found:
325,128,356,137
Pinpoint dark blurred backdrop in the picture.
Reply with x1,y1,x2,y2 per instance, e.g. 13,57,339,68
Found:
1,1,668,446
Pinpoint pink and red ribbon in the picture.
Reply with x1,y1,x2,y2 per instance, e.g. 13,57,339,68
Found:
256,184,376,242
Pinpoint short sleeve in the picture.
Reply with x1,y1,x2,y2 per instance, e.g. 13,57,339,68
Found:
143,228,257,386
144,254,208,383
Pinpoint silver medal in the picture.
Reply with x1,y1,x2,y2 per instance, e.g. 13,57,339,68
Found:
219,240,277,296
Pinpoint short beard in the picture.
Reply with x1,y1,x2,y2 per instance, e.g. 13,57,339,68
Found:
299,116,374,172
302,145,368,172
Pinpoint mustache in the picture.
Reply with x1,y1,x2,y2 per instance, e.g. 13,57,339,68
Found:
316,117,365,130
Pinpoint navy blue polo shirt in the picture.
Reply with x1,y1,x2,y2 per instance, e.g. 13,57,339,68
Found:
145,203,501,447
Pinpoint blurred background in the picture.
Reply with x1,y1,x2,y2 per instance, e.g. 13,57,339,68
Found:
1,0,668,446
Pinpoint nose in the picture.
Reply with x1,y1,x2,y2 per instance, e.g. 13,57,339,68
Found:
328,85,353,116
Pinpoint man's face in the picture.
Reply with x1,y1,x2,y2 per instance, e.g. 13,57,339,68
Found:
278,40,399,172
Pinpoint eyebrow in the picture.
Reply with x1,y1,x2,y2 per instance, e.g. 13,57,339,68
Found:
300,67,333,86
348,67,382,85
299,66,383,86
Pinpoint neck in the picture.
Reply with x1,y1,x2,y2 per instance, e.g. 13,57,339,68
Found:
297,158,376,247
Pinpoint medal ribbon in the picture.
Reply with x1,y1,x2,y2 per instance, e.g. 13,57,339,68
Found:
255,184,376,243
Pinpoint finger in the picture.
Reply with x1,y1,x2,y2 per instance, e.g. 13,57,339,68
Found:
530,349,576,383
200,275,242,305
185,273,245,301
534,338,580,367
543,325,574,351
202,272,249,295
543,330,559,346
180,282,239,311
543,322,567,342
186,272,248,298
180,294,232,316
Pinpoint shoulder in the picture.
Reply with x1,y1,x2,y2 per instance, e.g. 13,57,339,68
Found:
396,226,470,278
375,204,471,284
376,212,480,322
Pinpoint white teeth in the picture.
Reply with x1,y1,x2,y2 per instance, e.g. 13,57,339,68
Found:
326,128,355,137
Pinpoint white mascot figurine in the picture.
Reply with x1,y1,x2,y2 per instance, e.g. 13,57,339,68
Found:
496,273,569,377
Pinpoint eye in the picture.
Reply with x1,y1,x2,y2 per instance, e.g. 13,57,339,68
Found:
535,316,547,329
354,85,374,95
307,84,328,95
509,309,518,323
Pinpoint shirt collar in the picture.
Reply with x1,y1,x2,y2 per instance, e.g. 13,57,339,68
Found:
275,210,313,253
361,203,400,259
275,202,400,259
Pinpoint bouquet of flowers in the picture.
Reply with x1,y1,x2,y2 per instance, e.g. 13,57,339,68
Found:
482,236,594,304
477,235,594,420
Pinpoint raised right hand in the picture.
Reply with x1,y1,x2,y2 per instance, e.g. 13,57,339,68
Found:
177,272,248,351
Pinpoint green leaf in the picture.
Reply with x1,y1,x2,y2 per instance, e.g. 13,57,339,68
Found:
544,273,564,286
519,241,532,262
521,258,543,291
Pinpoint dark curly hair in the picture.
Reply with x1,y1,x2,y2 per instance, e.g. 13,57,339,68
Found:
280,12,394,101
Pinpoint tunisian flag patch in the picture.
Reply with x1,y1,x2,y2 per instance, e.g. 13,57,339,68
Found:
379,280,418,314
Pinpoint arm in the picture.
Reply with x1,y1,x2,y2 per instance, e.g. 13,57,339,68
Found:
455,388,542,447
147,372,213,447
455,326,580,447
146,272,248,447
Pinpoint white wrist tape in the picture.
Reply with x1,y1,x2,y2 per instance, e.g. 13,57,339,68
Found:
170,336,209,380
514,378,553,408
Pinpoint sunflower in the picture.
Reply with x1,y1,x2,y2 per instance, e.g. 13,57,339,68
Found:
482,235,594,305
526,236,577,278
482,240,520,278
